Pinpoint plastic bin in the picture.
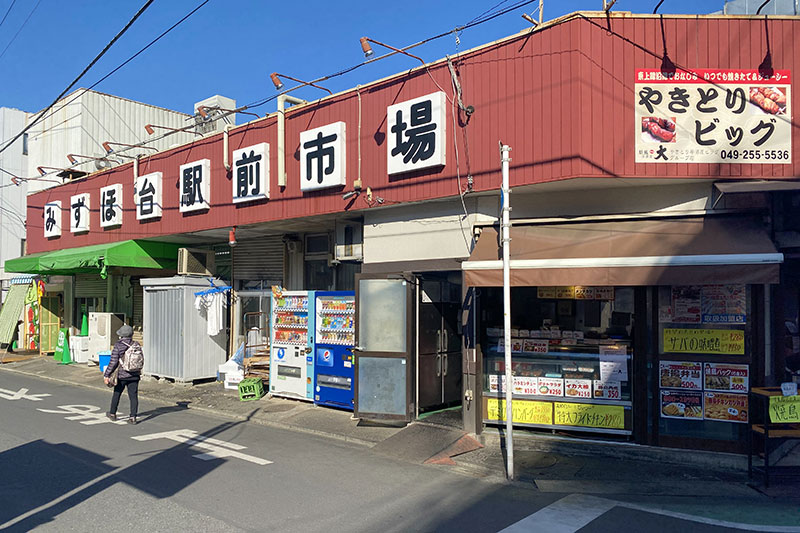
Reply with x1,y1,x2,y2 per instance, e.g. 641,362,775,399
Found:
98,351,111,373
238,378,265,401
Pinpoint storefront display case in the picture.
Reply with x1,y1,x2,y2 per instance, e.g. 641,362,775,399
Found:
480,286,635,435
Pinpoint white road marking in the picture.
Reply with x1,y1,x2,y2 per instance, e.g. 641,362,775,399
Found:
0,386,51,401
499,494,800,533
499,493,616,533
37,404,128,425
132,429,272,465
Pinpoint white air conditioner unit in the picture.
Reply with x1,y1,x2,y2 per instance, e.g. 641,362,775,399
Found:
334,221,363,261
178,247,216,276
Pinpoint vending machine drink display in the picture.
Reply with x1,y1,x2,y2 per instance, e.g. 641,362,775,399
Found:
269,291,314,402
314,291,355,410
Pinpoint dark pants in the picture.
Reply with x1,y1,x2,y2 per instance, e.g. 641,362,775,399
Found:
110,377,139,418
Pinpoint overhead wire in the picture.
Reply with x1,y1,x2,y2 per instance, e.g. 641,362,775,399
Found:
0,0,40,61
0,0,18,31
0,0,211,184
0,0,156,156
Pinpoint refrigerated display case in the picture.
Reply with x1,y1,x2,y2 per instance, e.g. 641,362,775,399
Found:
269,291,314,401
314,291,355,410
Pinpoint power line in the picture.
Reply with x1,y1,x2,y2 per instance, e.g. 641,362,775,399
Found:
0,0,18,30
24,0,212,145
0,0,156,156
0,0,39,61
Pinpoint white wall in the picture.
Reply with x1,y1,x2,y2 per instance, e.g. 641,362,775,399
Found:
0,107,30,282
26,89,196,194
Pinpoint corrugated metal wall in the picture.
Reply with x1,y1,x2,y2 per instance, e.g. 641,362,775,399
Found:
233,236,284,284
26,14,800,254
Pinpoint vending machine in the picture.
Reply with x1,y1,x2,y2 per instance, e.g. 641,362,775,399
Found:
313,291,355,410
269,291,314,402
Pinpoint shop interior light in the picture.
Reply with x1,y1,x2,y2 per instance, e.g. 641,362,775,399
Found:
359,37,426,66
270,72,332,95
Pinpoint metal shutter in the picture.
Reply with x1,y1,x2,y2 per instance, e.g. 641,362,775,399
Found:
74,274,107,298
232,236,284,285
132,280,144,330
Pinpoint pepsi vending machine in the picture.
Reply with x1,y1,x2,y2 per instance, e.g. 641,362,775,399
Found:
313,291,355,410
269,290,314,402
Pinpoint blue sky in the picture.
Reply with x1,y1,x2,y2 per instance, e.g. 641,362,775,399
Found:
0,1,727,117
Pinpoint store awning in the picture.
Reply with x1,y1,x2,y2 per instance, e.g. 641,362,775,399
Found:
462,217,783,287
4,240,182,278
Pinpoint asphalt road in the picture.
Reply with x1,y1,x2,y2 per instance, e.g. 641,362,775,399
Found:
1,371,797,532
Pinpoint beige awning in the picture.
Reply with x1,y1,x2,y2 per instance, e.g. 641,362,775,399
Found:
462,216,782,287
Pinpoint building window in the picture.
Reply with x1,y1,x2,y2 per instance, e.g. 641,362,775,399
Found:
22,133,28,155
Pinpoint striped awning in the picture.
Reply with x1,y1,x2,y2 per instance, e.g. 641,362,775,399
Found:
10,275,35,285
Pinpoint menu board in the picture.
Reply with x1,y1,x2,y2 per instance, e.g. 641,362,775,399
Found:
704,392,748,423
703,363,749,393
536,378,564,397
564,379,592,399
522,339,548,353
593,380,621,400
659,361,703,389
661,390,703,420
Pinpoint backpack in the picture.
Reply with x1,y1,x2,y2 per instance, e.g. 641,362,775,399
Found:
121,340,144,372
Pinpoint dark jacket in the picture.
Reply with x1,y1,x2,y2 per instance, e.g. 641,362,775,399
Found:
104,336,141,381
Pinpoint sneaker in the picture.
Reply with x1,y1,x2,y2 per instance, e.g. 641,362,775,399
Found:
106,412,117,421
127,416,137,425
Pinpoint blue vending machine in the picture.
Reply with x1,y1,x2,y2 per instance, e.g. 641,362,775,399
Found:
313,291,355,410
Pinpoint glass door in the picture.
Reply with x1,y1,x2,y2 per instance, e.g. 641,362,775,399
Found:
354,274,414,421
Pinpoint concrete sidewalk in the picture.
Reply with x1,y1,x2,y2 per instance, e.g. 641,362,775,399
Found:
2,354,799,505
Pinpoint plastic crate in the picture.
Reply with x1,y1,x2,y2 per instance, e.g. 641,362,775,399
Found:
238,377,265,402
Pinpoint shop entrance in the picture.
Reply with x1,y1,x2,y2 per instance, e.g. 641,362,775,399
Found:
417,275,462,412
39,293,62,354
353,274,414,422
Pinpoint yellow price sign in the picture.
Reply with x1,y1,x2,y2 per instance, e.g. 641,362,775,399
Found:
556,286,576,299
553,402,625,429
769,395,800,423
486,398,553,425
663,328,745,355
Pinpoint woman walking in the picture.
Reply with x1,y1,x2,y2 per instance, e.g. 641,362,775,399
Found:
103,324,141,424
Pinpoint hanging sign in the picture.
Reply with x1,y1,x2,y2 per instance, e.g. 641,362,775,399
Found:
387,91,446,175
100,184,123,227
233,143,269,203
135,172,163,220
635,68,791,164
43,201,62,239
300,123,346,191
70,193,91,233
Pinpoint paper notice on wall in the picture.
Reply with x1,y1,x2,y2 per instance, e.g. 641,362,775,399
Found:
599,346,628,382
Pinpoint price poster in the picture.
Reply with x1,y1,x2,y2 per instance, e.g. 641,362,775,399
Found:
659,361,703,389
701,285,746,324
593,380,622,400
661,389,704,419
769,395,800,424
486,398,553,425
489,375,538,395
663,328,745,355
672,286,702,323
536,378,564,397
703,363,749,393
704,392,748,423
522,339,549,353
553,402,625,430
556,286,576,299
564,379,592,399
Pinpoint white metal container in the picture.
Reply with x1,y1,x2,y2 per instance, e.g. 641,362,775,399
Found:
140,276,227,382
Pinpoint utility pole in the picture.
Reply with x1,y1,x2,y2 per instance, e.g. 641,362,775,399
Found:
499,142,513,480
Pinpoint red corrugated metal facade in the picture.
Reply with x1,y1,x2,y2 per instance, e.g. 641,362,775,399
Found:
27,13,800,253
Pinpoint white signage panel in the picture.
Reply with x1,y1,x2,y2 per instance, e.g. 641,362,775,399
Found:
43,201,61,238
179,159,211,212
70,193,90,233
387,91,447,175
100,184,123,227
300,122,346,192
232,143,269,203
135,172,162,220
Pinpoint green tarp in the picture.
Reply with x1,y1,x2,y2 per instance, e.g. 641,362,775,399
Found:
4,240,181,278
0,284,29,344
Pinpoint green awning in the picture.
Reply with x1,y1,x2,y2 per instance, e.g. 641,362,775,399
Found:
4,240,181,278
